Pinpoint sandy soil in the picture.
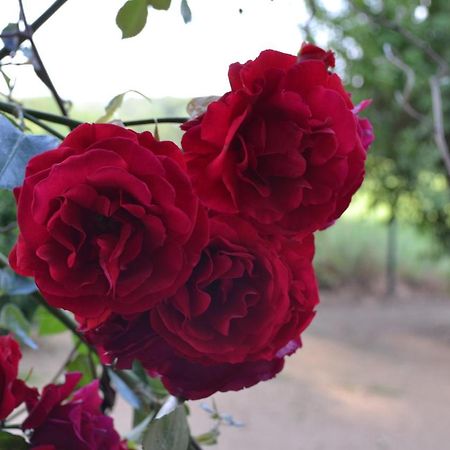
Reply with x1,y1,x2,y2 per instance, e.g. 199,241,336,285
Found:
21,294,450,450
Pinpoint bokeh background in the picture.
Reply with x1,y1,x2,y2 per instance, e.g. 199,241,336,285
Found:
1,1,450,449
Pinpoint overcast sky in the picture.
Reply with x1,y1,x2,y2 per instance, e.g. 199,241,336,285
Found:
0,0,319,104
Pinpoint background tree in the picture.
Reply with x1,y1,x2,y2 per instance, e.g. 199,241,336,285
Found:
305,0,450,294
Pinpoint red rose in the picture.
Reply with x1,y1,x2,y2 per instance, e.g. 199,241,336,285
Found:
85,313,285,400
0,335,35,420
86,216,318,399
182,44,372,236
10,124,208,319
23,373,127,450
151,215,318,364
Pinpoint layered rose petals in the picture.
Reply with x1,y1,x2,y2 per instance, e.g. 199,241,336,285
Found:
86,216,318,399
0,335,36,420
23,373,126,450
152,216,318,365
10,123,208,319
182,44,373,236
85,312,285,400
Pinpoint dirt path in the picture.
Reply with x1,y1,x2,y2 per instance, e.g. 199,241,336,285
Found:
21,296,450,450
189,297,450,450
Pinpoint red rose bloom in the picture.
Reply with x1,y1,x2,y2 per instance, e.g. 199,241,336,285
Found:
85,313,285,400
10,123,208,319
23,373,127,450
0,335,35,420
151,215,318,364
86,216,318,399
182,43,373,236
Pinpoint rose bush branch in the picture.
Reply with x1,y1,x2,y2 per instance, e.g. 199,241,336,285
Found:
0,0,68,60
0,100,187,131
17,0,69,117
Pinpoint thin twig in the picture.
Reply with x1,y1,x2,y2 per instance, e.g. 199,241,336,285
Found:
0,0,68,60
123,117,187,126
32,294,86,342
49,339,83,384
0,101,188,128
430,75,450,178
22,111,65,139
349,1,448,72
383,43,425,121
18,0,69,117
0,100,80,127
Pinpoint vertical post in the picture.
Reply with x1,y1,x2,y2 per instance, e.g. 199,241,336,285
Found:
385,212,397,298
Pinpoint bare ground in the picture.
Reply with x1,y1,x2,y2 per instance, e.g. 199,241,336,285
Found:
21,294,450,450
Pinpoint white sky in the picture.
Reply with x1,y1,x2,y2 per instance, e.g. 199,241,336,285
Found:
1,0,310,103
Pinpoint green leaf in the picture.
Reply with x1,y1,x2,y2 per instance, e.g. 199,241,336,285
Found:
0,303,37,349
116,0,149,39
34,306,67,336
195,430,219,446
1,23,20,55
180,0,192,23
0,268,37,296
0,431,28,450
67,354,95,387
127,413,154,444
143,405,189,450
0,115,60,190
96,93,127,123
186,96,219,118
147,0,171,11
155,395,181,419
108,369,142,409
96,90,152,123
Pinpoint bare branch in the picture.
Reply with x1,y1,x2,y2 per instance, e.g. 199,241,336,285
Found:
349,1,448,73
383,43,425,121
18,0,69,117
0,0,68,60
429,75,450,178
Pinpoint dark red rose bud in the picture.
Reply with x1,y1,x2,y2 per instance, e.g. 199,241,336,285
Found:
10,123,209,320
0,335,36,420
24,373,127,450
297,42,336,68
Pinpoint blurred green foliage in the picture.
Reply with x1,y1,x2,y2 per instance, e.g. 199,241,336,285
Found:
307,0,450,252
315,216,450,292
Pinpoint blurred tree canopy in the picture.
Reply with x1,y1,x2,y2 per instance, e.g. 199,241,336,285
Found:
305,0,450,252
